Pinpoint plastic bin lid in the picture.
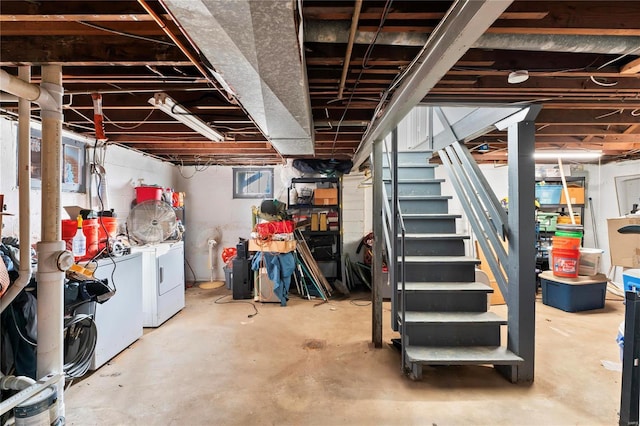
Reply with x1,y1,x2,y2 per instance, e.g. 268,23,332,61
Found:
623,269,640,279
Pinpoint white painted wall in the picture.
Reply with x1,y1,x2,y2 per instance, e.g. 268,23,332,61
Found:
0,116,177,243
584,159,640,282
178,165,287,282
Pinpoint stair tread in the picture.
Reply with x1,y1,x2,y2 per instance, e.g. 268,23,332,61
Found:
403,233,469,239
405,345,523,365
401,255,480,263
395,195,452,200
403,282,493,292
394,163,437,168
402,213,461,219
383,178,445,183
401,311,506,324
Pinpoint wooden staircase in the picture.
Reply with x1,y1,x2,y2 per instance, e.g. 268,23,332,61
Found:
385,151,522,380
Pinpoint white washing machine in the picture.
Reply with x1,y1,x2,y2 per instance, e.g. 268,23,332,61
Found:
131,241,185,327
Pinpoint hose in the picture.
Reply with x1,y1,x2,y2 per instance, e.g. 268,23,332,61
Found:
63,314,97,379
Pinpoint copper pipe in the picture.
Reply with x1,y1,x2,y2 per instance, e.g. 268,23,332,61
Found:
338,0,363,99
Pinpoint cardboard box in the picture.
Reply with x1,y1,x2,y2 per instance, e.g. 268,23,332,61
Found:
319,212,328,231
249,239,296,253
311,213,319,231
314,188,338,206
607,217,640,268
559,187,585,205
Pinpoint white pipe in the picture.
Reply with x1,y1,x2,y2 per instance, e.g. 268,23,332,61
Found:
0,65,67,422
37,64,66,423
0,67,33,313
0,374,36,391
0,69,59,113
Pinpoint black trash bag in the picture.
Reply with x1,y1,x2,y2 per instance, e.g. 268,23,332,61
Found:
292,159,353,175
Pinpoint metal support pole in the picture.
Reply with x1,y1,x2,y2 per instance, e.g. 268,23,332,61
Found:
620,291,640,426
497,119,537,383
372,138,384,347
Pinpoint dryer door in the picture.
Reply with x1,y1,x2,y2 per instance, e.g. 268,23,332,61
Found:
157,243,184,295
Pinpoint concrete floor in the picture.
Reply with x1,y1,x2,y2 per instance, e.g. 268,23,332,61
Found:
65,286,626,425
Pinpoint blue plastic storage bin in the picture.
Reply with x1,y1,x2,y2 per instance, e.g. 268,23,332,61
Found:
623,269,640,292
539,271,607,312
535,184,563,205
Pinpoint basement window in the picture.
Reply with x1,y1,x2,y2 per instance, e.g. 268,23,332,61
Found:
233,168,273,199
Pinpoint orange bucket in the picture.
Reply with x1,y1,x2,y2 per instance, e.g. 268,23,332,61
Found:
62,218,99,261
551,248,580,278
97,216,118,248
552,236,581,251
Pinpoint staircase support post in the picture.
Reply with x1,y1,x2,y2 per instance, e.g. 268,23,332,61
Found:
372,137,384,348
497,117,537,383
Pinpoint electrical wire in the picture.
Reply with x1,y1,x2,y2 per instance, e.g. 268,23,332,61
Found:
214,294,259,318
329,0,394,157
350,297,372,306
76,21,176,46
63,313,97,379
589,75,618,87
104,108,156,130
90,140,118,294
10,305,37,347
185,257,198,283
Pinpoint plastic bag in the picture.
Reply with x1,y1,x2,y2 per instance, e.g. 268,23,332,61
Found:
221,247,237,264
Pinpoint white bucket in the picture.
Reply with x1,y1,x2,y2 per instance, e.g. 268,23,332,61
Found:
14,386,58,426
578,248,603,276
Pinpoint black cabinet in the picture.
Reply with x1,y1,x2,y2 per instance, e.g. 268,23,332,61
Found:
288,177,341,281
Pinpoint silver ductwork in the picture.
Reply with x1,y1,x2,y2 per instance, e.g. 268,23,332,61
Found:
305,20,640,55
163,0,314,155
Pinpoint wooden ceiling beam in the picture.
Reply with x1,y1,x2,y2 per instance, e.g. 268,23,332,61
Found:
621,58,640,75
445,69,638,79
358,26,640,36
0,21,169,36
532,109,640,125
0,14,170,22
0,36,184,64
303,8,547,21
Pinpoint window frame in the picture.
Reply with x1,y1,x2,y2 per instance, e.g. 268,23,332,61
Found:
232,167,274,199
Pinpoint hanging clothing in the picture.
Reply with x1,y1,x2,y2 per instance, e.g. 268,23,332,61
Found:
251,252,295,306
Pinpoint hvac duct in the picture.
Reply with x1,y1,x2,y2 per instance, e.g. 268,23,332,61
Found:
162,0,314,155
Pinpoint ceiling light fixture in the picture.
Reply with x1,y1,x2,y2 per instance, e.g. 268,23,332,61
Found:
148,93,224,142
507,70,529,84
533,150,602,160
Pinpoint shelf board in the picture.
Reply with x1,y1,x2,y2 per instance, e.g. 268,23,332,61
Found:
289,204,339,209
302,230,340,235
539,204,585,208
291,177,339,183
